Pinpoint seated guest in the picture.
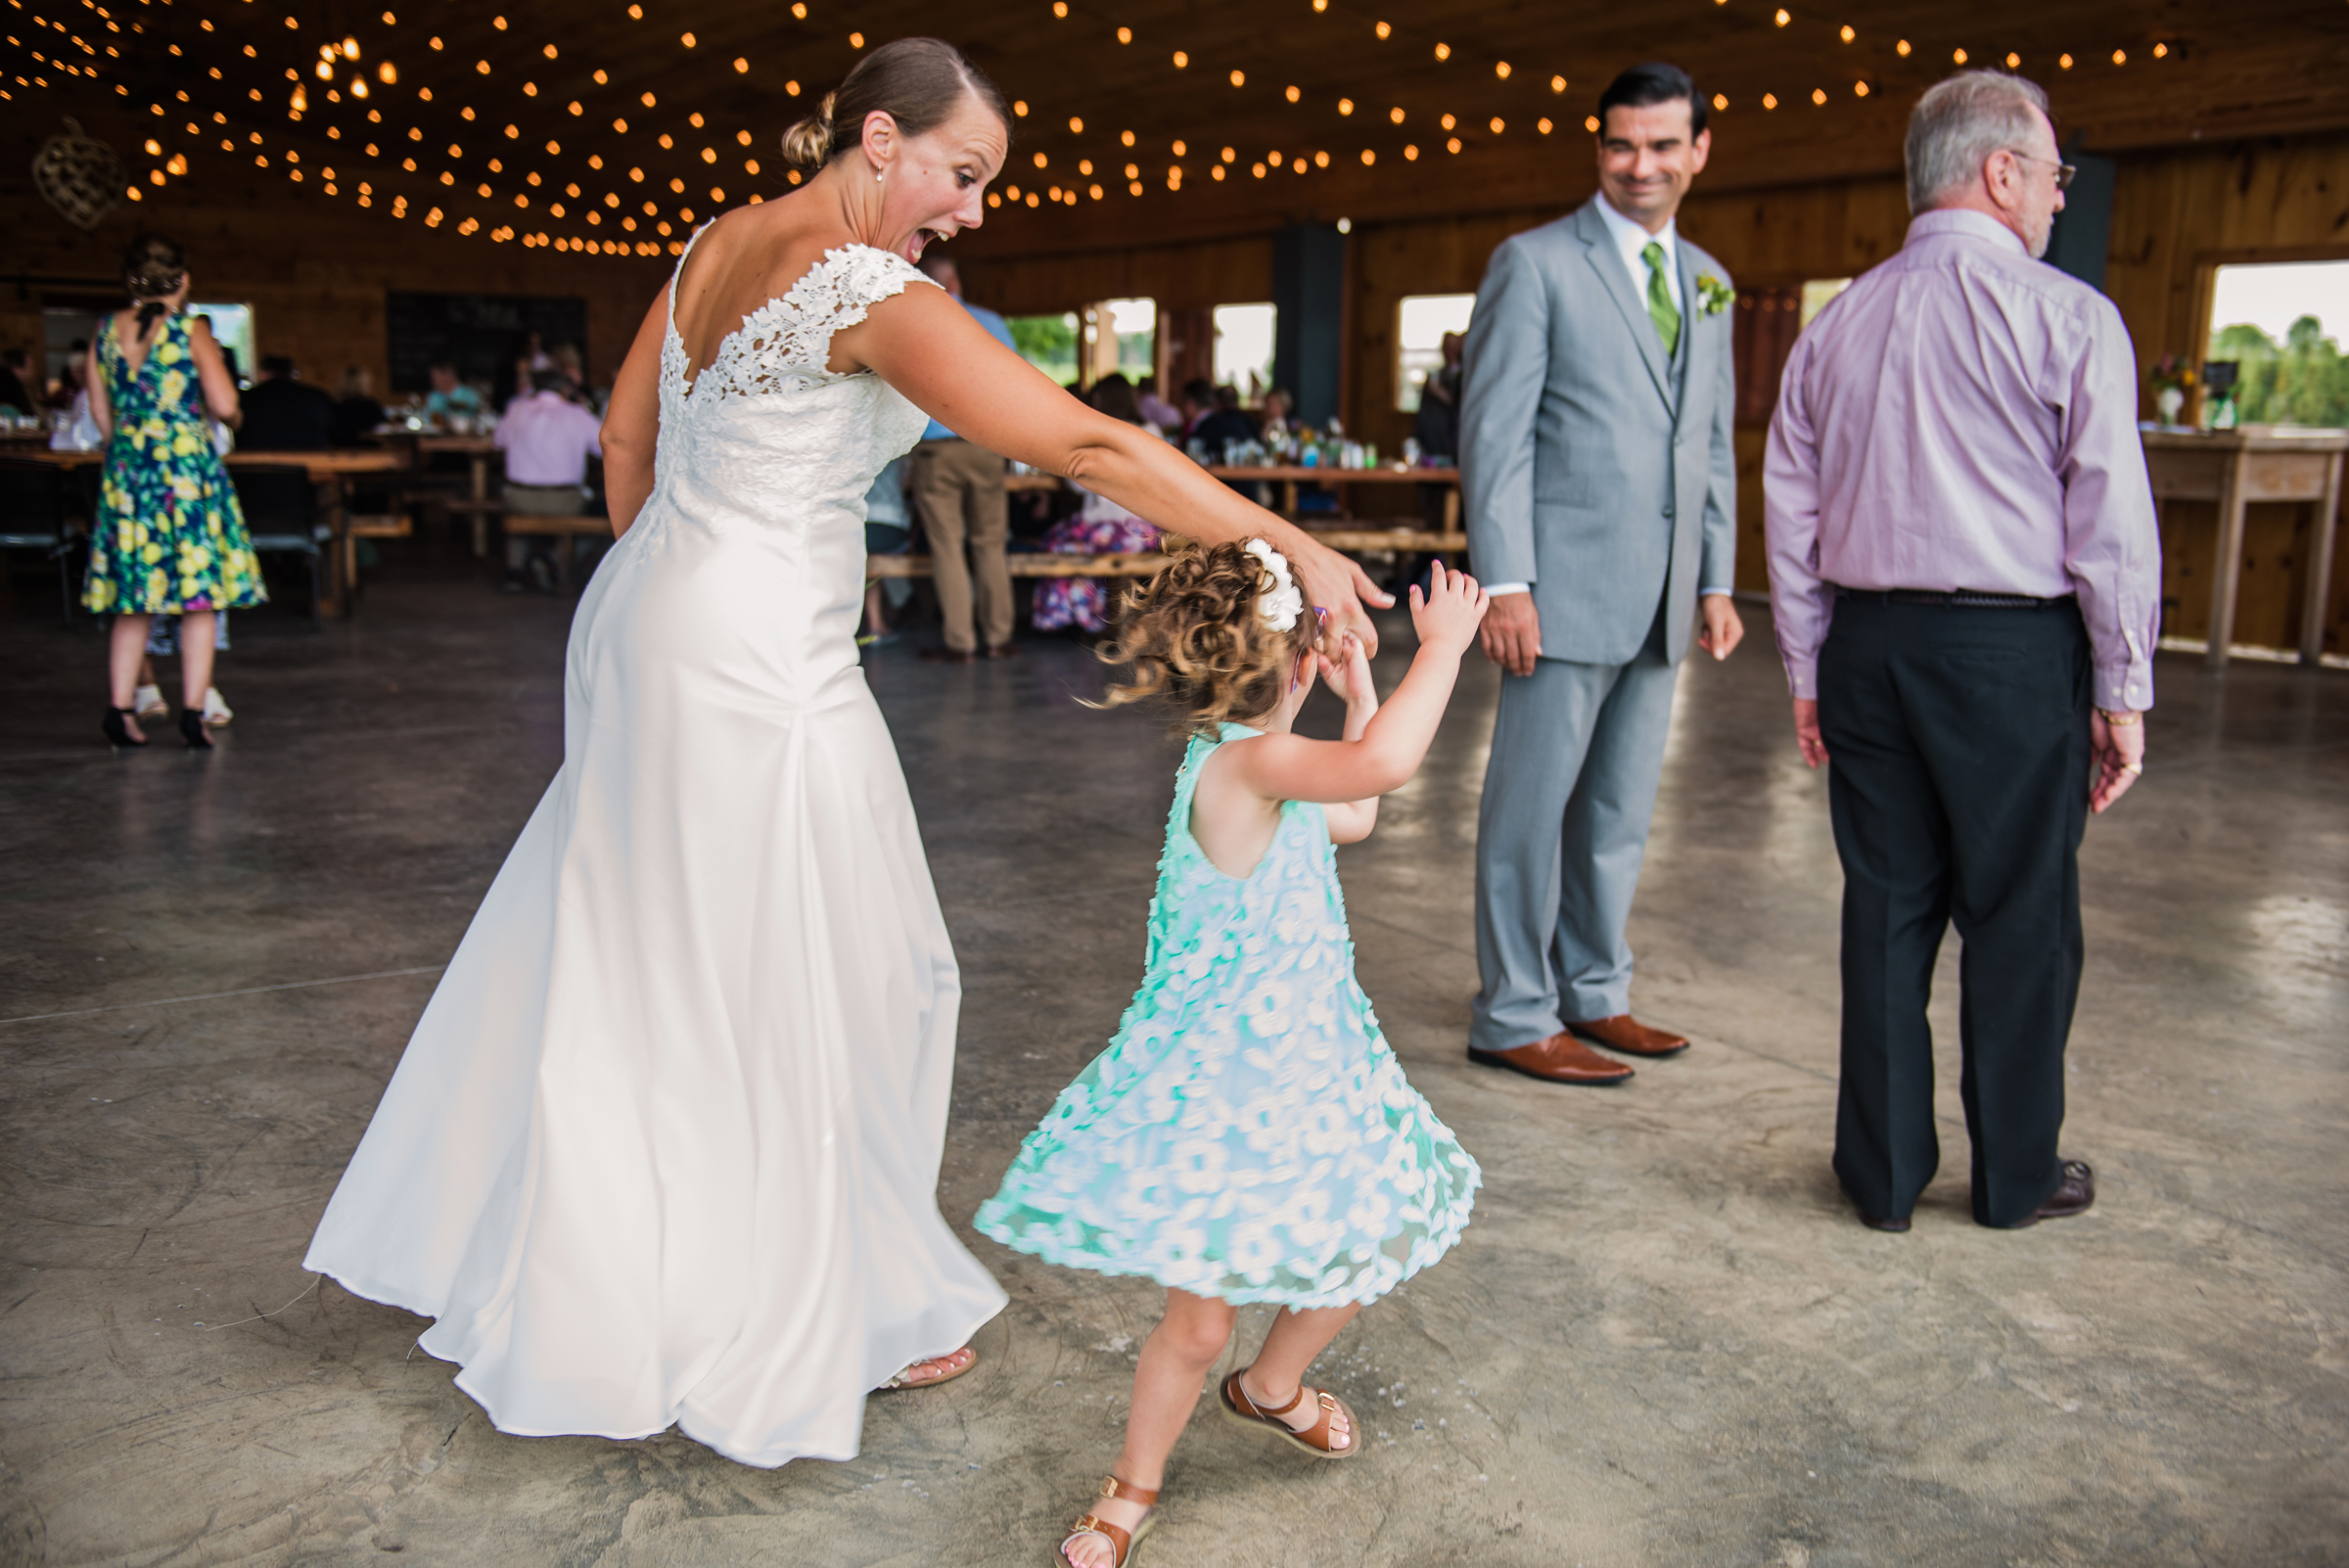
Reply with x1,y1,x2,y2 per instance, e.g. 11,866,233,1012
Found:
513,331,558,396
0,347,33,414
1177,377,1217,439
331,365,389,447
493,379,602,593
1033,379,1163,635
424,359,484,424
239,355,335,450
549,342,585,397
49,343,87,411
1134,374,1182,434
1412,331,1464,462
1189,384,1259,455
1259,386,1296,440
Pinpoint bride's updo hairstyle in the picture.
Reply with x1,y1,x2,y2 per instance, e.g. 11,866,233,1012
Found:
778,37,1011,174
1093,541,1318,738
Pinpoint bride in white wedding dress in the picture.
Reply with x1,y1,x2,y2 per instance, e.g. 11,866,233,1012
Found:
304,39,1389,1469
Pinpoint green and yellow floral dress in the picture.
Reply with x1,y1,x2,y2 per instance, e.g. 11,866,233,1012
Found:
81,311,267,616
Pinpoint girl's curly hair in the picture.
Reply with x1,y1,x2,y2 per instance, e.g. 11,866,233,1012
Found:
1090,539,1316,737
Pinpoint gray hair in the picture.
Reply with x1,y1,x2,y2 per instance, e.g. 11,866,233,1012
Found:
1905,71,2050,213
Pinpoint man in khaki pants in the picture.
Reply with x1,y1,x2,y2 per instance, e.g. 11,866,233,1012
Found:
910,254,1021,663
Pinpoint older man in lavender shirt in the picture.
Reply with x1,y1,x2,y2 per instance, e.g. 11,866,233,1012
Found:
1764,71,2159,1233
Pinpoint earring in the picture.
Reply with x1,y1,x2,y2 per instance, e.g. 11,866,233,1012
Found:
876,168,886,183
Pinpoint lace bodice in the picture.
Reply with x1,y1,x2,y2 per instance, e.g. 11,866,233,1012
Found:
644,235,941,537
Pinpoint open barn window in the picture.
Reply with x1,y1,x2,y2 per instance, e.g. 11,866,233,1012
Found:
2207,260,2349,428
1213,303,1276,401
1395,294,1475,412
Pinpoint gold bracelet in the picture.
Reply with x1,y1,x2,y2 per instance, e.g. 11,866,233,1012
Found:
2098,710,2142,725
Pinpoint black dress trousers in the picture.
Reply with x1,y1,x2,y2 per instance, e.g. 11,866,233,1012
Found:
1817,595,2093,1227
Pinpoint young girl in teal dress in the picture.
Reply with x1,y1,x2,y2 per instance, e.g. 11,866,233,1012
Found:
976,540,1490,1567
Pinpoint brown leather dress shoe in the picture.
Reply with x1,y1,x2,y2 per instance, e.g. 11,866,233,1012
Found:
2001,1160,2095,1229
983,642,1023,660
1467,1032,1635,1084
1566,1014,1689,1057
919,645,981,665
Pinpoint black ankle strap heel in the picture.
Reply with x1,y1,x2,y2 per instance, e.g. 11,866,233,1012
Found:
101,706,149,748
178,709,213,749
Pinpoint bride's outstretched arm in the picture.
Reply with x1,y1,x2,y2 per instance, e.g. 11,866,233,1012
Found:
600,291,672,536
842,286,1396,653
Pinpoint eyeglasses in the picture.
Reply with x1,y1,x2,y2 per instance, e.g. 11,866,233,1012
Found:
2003,149,2077,192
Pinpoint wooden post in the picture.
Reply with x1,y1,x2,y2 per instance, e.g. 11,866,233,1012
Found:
2206,446,2249,671
470,452,490,557
2301,449,2344,667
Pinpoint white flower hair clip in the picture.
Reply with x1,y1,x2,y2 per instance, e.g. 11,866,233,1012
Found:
1244,538,1305,633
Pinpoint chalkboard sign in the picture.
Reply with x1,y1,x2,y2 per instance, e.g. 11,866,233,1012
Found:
385,291,588,399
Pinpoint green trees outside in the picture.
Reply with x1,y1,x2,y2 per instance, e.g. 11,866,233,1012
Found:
2208,315,2349,428
1007,312,1079,386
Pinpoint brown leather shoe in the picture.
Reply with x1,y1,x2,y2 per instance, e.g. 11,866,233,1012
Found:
1566,1014,1689,1057
982,641,1023,660
919,645,981,665
1467,1032,1635,1084
2001,1160,2095,1229
1858,1209,1911,1233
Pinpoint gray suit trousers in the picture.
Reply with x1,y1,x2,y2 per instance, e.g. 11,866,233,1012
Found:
1471,609,1678,1050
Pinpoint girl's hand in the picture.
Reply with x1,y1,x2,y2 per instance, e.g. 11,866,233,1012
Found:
1409,560,1490,655
1315,632,1377,713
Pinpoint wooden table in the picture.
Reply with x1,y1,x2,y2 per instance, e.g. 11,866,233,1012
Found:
1207,464,1462,532
20,447,402,618
400,435,503,556
2142,427,2348,669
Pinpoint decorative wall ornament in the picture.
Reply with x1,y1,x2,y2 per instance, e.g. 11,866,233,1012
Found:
33,119,127,232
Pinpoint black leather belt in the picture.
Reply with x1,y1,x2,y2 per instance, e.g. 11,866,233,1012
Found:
1833,586,2072,610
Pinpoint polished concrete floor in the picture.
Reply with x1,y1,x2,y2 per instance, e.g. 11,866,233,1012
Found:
2,566,2344,1567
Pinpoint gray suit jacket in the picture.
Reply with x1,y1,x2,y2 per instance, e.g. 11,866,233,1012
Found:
1459,200,1737,667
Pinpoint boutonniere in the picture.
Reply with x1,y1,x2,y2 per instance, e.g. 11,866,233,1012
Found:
1696,273,1734,318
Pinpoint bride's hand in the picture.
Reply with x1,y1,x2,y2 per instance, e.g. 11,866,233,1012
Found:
1286,534,1393,658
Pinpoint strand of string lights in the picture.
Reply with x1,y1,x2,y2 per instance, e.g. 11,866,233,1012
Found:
1,0,2181,253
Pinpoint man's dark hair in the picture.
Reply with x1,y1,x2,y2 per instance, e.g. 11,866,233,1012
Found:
260,353,298,379
1597,62,1705,137
1181,377,1216,405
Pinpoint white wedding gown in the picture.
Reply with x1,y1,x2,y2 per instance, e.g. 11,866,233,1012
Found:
304,240,1007,1468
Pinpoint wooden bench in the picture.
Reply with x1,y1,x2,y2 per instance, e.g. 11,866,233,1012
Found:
340,513,413,590
504,513,615,588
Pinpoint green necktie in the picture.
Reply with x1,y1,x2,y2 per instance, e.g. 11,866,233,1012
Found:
1641,239,1681,360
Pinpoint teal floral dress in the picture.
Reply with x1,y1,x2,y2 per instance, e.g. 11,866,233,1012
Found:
976,724,1480,1308
81,312,267,616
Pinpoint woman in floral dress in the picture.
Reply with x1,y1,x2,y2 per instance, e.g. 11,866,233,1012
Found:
85,234,264,750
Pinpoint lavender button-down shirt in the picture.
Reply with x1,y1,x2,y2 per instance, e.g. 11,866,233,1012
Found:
1764,208,2161,712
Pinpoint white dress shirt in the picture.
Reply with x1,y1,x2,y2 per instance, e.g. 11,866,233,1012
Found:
1486,197,1726,602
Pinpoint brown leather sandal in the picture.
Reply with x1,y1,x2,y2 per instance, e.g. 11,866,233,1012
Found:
874,1346,979,1392
1058,1474,1158,1567
1217,1369,1360,1459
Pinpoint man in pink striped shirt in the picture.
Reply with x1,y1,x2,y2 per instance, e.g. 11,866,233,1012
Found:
1764,71,2160,1233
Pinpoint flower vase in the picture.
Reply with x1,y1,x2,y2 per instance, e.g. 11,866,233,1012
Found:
2156,387,2186,428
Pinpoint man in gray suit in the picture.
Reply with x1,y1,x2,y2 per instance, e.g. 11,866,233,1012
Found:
1460,63,1744,1086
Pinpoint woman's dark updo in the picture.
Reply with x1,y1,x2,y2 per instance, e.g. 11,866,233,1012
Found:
779,36,1010,173
122,233,187,334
